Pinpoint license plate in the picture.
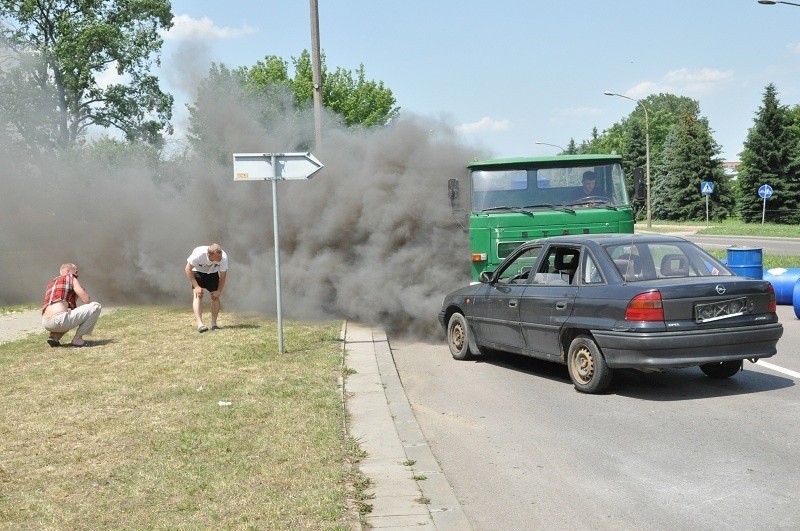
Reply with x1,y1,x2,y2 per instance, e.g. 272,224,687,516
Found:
695,297,748,323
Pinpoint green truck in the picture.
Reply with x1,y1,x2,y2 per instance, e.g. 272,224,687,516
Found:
449,154,641,280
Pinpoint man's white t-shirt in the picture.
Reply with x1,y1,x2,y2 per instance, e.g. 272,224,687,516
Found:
187,246,229,274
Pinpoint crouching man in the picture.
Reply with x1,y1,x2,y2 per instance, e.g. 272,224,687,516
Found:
42,262,102,347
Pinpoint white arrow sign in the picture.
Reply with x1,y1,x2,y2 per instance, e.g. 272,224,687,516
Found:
233,152,323,181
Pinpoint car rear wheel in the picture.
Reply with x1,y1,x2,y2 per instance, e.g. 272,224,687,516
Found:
567,335,613,394
447,313,475,360
699,360,743,379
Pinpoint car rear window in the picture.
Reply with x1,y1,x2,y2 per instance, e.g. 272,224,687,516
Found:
604,241,732,281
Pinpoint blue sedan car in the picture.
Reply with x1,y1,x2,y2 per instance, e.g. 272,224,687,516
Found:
439,234,783,393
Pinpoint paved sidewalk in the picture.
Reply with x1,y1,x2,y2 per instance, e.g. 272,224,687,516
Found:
0,309,43,343
0,307,117,345
343,322,472,530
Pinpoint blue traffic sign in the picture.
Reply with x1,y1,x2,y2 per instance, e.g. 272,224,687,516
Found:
701,181,714,195
758,184,773,199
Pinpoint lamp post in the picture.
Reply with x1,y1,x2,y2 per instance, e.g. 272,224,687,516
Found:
535,141,566,153
604,91,652,228
757,1,800,6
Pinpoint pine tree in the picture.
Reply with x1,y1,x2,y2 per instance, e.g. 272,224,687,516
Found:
653,112,732,221
737,83,800,223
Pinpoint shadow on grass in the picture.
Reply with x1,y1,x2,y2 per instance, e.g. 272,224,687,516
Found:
220,324,261,330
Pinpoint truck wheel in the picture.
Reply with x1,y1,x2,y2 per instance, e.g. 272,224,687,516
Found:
700,360,742,379
567,335,613,393
447,313,475,360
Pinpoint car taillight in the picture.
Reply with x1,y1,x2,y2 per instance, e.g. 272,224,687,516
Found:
768,283,777,313
625,291,664,321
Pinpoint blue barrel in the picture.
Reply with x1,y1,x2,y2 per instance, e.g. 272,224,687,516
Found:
764,268,800,305
793,278,800,319
726,247,763,279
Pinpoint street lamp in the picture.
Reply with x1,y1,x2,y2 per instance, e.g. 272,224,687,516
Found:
757,1,800,6
604,91,652,228
535,141,566,152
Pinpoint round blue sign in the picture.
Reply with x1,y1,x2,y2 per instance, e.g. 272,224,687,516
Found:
758,184,773,199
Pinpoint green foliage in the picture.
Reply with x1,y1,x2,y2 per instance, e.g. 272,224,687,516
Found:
186,62,297,162
288,50,399,127
653,112,733,221
582,93,703,220
737,83,800,224
187,50,400,158
0,0,174,152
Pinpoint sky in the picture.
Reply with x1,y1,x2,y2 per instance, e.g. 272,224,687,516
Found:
157,0,800,163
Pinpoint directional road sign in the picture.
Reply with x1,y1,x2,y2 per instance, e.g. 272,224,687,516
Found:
758,184,773,199
701,181,714,195
233,152,323,181
231,151,323,353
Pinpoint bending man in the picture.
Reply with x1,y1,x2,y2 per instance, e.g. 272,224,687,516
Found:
185,243,229,333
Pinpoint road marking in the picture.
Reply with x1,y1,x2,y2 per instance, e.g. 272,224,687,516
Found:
756,360,800,379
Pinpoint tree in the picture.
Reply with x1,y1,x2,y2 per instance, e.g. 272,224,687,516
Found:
737,83,800,223
652,112,733,221
0,0,174,152
586,93,715,221
247,49,400,127
187,51,401,158
186,62,297,164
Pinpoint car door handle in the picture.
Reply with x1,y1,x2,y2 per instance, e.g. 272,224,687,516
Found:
555,301,568,311
508,299,518,308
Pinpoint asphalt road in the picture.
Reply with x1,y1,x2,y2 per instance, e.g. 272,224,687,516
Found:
683,233,800,256
391,304,800,530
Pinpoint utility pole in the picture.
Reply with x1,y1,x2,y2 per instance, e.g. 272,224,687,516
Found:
309,0,323,148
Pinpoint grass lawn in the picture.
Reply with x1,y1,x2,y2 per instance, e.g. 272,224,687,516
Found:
0,307,366,530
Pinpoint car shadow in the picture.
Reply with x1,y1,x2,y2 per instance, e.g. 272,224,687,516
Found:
612,365,794,401
474,350,794,401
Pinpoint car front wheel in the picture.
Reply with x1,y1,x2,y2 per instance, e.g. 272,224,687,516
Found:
447,313,475,360
567,335,613,394
700,360,743,379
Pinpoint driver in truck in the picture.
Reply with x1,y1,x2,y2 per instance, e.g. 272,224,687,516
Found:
580,171,597,195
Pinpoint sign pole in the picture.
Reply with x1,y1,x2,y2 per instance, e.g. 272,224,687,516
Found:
232,152,323,355
271,154,285,353
758,184,773,225
700,181,714,227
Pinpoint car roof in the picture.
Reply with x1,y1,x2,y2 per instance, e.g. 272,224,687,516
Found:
521,233,689,248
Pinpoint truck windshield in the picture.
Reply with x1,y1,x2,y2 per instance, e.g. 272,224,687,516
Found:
472,162,629,212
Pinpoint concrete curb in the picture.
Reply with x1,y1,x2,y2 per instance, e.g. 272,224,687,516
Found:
343,321,472,530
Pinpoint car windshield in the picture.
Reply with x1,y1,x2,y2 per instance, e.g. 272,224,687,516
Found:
471,162,629,211
604,240,732,281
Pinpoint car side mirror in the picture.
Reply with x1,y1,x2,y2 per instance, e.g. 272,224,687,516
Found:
448,178,460,211
479,270,493,284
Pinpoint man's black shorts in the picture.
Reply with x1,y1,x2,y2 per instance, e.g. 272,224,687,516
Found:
192,271,220,292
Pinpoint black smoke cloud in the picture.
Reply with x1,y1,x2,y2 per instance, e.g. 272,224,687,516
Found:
1,74,487,339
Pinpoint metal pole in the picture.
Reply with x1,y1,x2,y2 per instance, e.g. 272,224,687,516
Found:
762,197,767,224
271,154,284,353
643,105,651,228
309,0,323,149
